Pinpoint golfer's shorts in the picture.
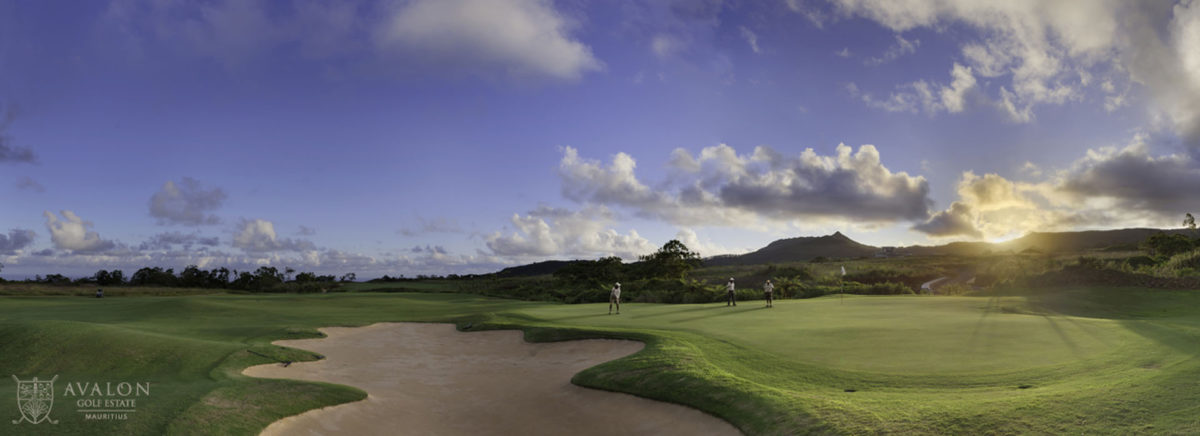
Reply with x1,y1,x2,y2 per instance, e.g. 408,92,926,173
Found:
764,292,773,299
610,295,619,303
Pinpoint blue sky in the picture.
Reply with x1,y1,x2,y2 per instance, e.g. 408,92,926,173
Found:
3,0,1200,278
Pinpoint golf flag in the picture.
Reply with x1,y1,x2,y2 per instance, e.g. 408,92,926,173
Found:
840,266,846,276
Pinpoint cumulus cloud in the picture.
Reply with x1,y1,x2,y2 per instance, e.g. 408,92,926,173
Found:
915,170,1061,240
1124,1,1200,145
831,0,1200,140
43,210,116,253
139,232,220,251
672,228,743,257
486,206,654,259
0,229,35,255
912,202,983,238
376,0,602,79
849,63,978,115
149,178,227,226
233,219,317,253
559,143,931,227
1056,135,1200,218
916,133,1200,240
831,0,1115,122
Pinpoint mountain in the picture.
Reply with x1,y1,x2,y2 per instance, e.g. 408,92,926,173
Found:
493,260,580,277
997,228,1191,253
704,231,878,266
489,228,1192,275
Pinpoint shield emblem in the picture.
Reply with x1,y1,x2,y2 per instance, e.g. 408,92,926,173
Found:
11,375,58,425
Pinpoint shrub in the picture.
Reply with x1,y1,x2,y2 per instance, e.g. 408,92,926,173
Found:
1157,249,1200,277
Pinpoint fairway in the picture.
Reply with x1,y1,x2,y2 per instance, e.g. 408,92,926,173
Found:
2,290,1199,435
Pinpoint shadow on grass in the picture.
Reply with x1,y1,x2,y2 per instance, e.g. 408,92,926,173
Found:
1040,314,1082,356
671,305,760,324
537,312,614,322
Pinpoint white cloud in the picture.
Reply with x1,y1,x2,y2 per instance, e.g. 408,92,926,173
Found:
672,228,742,257
485,206,654,260
559,143,931,227
832,0,1110,123
739,26,761,53
376,0,602,79
149,178,226,226
233,219,317,253
940,63,978,113
916,133,1200,240
43,210,116,253
105,0,600,80
851,63,977,115
1124,0,1200,145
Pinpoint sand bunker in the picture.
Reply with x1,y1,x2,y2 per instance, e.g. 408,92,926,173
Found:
244,323,740,435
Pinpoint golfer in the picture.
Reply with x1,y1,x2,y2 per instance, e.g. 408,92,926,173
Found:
609,282,621,315
763,280,774,308
726,278,736,306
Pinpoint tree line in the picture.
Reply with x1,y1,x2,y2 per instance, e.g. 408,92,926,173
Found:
0,264,357,293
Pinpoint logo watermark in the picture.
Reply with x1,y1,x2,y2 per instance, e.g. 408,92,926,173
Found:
11,375,152,423
64,380,151,421
11,375,58,425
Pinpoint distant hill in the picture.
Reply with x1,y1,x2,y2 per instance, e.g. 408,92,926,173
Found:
905,228,1194,256
490,228,1194,274
493,260,580,277
704,231,878,266
997,228,1192,253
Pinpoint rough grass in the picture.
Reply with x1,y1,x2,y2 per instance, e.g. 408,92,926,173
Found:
2,289,1200,435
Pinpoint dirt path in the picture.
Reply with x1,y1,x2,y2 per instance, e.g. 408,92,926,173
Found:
922,273,977,294
921,277,948,293
244,323,741,436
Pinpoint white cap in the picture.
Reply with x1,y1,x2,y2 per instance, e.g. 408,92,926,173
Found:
729,277,735,281
615,282,620,286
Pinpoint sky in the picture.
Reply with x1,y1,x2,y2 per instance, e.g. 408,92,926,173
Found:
3,0,1200,279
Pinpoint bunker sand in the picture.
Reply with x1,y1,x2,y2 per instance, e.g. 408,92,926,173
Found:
244,323,740,435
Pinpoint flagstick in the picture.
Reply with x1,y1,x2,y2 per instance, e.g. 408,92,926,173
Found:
840,265,846,304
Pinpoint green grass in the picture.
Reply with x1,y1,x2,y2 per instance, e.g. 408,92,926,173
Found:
1,289,1199,434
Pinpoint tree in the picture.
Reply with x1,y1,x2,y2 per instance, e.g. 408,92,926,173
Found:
555,256,625,285
1143,232,1195,258
1186,213,1196,231
285,267,295,282
179,265,208,288
340,272,357,282
638,240,701,280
